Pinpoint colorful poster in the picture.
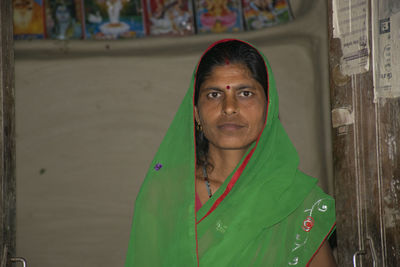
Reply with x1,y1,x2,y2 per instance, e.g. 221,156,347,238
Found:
194,0,244,33
242,0,292,30
13,0,46,39
45,0,84,40
144,0,194,35
84,0,145,39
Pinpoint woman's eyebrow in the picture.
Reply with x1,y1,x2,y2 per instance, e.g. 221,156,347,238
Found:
201,87,224,92
200,84,255,92
235,84,255,90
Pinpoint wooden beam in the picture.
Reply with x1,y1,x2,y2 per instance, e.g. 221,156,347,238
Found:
0,0,16,265
328,0,400,265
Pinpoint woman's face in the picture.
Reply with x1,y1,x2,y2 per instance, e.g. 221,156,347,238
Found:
195,63,267,152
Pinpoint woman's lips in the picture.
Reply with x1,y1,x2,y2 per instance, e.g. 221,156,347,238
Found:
217,123,245,131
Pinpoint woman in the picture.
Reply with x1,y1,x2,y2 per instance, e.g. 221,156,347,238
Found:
126,39,336,266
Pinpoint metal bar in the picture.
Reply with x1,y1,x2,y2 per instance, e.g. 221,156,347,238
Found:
353,250,366,267
10,257,27,267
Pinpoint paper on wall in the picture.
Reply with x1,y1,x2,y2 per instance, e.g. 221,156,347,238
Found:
373,0,400,99
332,0,370,75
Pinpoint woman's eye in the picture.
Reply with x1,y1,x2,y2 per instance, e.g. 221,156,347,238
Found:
239,91,253,97
207,92,221,98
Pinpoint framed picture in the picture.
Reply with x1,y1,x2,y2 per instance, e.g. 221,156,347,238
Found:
84,0,145,39
13,0,46,39
144,0,195,36
194,0,244,33
45,0,85,40
242,0,293,30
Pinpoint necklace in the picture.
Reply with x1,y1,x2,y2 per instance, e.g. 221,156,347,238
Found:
202,165,212,198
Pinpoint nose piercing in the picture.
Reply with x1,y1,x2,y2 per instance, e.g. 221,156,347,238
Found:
226,85,230,89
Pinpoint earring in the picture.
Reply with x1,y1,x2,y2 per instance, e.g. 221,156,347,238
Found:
196,122,202,131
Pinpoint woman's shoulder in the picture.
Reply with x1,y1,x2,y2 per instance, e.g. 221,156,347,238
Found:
284,183,336,266
303,185,335,212
292,171,335,218
291,182,336,236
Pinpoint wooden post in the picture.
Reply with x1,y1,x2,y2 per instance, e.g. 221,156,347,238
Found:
0,0,16,265
328,0,400,266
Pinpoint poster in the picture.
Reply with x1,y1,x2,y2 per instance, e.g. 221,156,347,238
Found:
144,0,194,35
45,0,84,40
194,0,244,33
13,0,46,39
84,0,145,39
242,0,292,30
373,0,400,99
332,0,370,75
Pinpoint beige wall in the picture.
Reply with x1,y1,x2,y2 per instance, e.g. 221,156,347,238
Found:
14,1,332,266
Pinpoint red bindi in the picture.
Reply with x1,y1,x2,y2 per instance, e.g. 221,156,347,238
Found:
226,85,230,89
225,58,230,65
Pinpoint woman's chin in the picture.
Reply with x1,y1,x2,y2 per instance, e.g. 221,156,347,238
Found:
211,140,254,151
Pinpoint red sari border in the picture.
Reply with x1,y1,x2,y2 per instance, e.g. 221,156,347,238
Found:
306,222,337,267
197,146,256,224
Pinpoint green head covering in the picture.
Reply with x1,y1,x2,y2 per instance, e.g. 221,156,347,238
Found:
125,39,335,267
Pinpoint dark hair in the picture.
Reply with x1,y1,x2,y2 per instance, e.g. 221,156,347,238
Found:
194,40,268,169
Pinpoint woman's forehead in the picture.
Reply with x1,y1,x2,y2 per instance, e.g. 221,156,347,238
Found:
203,64,253,81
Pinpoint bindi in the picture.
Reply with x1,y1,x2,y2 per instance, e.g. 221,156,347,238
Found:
226,85,230,89
224,58,230,65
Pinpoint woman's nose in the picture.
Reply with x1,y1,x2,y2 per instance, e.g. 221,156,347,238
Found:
222,94,239,115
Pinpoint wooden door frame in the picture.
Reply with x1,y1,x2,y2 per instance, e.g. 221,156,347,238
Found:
0,0,16,265
328,0,400,266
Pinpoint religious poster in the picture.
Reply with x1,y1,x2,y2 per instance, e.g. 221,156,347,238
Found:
242,0,292,30
13,0,46,39
83,0,145,39
194,0,244,33
45,0,85,40
144,0,195,35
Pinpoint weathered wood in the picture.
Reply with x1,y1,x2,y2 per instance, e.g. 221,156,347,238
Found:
328,14,361,266
375,97,400,266
328,0,400,266
0,0,16,265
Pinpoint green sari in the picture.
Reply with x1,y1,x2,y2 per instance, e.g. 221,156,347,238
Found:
125,39,335,266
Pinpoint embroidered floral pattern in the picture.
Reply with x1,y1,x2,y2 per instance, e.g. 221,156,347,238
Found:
216,220,228,233
287,198,331,265
318,204,328,212
154,163,163,171
302,216,314,232
288,257,299,265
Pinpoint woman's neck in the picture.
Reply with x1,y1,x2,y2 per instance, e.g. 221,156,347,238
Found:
206,144,248,184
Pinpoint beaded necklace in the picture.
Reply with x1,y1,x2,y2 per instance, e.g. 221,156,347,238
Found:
202,165,212,198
